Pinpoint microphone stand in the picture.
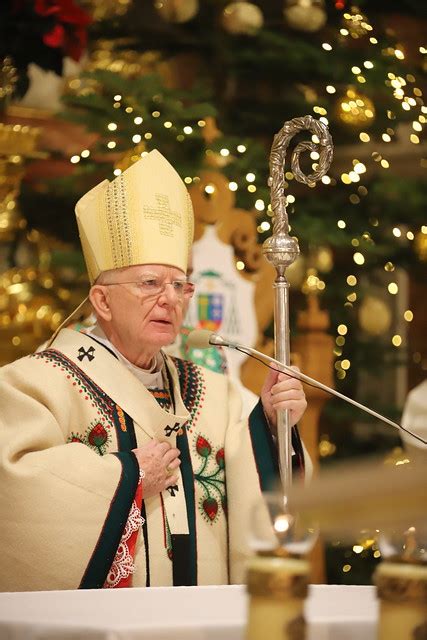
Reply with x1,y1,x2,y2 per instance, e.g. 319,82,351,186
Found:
207,333,427,447
262,117,334,494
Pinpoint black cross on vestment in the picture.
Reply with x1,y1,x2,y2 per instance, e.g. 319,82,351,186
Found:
167,485,179,497
77,346,95,362
164,422,182,437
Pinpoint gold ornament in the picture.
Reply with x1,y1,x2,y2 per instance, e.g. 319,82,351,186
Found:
0,56,18,110
66,46,164,96
0,267,66,365
80,0,132,22
414,231,427,262
358,295,392,336
342,6,370,39
154,0,199,23
222,2,264,35
283,0,327,33
0,124,42,244
335,87,375,128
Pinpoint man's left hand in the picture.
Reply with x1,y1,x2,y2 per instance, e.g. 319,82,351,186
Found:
261,367,307,433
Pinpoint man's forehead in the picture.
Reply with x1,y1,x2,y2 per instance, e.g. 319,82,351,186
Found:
118,264,185,277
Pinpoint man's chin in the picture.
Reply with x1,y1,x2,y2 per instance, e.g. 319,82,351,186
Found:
149,327,178,346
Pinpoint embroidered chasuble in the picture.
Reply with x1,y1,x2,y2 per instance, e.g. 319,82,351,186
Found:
0,328,305,591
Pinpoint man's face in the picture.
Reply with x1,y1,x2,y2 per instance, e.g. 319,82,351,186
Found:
98,264,188,355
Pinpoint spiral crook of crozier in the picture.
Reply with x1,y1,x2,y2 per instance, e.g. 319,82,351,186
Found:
263,115,333,271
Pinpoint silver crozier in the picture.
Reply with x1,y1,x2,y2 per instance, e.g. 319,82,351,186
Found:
263,115,333,494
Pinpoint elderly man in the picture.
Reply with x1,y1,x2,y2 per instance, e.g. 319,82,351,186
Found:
0,150,307,591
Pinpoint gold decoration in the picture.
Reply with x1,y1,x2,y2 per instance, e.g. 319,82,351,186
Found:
358,295,392,335
283,0,327,33
415,231,427,261
80,0,132,21
0,264,67,366
342,6,370,39
335,87,375,128
154,0,199,23
0,124,42,244
66,46,164,97
221,2,264,35
0,57,18,110
0,123,41,157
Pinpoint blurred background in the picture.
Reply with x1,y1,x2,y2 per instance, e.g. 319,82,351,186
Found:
0,0,426,585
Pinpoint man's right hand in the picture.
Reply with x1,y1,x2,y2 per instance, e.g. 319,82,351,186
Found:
132,440,181,498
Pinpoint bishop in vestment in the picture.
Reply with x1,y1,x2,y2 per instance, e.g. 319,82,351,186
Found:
0,150,307,591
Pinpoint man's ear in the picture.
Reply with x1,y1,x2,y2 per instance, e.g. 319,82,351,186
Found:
89,285,112,321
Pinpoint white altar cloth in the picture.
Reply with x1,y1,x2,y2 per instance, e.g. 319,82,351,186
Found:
0,584,378,640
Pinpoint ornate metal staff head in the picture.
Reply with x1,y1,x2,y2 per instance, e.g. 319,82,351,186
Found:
263,115,334,276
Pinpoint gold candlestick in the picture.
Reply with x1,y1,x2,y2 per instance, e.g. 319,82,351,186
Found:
375,526,427,639
246,492,317,640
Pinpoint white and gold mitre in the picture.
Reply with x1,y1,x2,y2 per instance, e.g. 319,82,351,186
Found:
75,149,194,283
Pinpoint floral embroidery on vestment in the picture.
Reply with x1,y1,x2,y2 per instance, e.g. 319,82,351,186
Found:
193,433,226,524
68,420,111,456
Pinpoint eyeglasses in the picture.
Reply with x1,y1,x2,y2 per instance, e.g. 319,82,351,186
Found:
102,278,195,299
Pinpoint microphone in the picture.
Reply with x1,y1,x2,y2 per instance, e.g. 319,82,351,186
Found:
187,328,232,350
186,329,427,446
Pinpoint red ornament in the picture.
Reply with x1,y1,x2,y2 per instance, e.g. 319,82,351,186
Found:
196,435,212,458
203,498,218,521
35,0,92,61
43,23,65,48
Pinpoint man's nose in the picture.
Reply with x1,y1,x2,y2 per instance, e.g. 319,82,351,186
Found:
158,283,181,306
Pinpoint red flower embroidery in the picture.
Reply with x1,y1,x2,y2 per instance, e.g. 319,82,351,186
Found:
215,448,225,469
88,423,108,448
196,435,211,458
203,498,218,521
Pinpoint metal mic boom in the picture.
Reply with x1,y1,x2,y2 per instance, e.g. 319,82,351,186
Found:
186,329,426,447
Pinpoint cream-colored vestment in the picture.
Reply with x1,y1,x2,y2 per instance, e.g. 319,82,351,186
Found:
0,329,294,591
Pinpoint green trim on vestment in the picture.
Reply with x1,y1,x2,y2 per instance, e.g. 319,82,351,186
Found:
248,400,280,492
175,426,198,584
79,451,139,589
